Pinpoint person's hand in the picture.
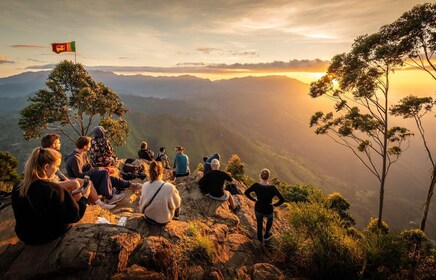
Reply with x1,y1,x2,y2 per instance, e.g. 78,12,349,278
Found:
81,182,91,199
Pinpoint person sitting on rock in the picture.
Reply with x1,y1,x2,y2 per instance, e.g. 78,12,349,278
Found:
41,133,116,210
139,160,181,225
90,126,117,167
11,147,90,245
198,159,240,213
138,141,155,161
155,146,170,169
65,136,142,207
202,153,220,175
244,168,285,243
173,146,190,178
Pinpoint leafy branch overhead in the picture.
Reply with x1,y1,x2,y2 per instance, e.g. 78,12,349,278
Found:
19,60,128,145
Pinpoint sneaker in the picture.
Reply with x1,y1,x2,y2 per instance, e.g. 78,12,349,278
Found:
107,193,126,205
232,205,241,213
264,232,273,241
99,203,117,210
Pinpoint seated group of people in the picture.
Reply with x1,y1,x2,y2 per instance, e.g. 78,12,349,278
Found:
12,130,284,246
138,142,190,178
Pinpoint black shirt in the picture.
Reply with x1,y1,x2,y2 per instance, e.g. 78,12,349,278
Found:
12,180,87,245
198,170,232,197
138,149,154,161
244,183,285,214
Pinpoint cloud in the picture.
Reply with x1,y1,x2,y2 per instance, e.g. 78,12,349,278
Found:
208,59,329,72
25,59,328,73
196,47,258,57
27,58,46,63
0,55,14,64
26,63,55,69
10,44,46,48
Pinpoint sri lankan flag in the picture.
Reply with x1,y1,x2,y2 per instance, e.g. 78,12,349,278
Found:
51,41,76,54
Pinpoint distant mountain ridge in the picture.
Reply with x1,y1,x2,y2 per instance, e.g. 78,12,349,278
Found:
0,70,434,238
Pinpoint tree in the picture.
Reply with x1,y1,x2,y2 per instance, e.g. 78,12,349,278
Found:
0,151,20,192
390,96,436,231
19,60,129,145
309,32,411,228
381,3,436,80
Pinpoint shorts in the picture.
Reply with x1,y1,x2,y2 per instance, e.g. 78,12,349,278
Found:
207,190,230,201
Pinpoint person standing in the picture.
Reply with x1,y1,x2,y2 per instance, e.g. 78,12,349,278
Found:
244,169,285,242
173,146,190,177
11,148,90,245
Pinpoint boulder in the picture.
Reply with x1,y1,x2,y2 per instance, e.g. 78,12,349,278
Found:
250,263,285,280
1,224,141,280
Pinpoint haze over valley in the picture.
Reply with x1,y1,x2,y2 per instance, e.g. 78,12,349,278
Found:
1,70,435,238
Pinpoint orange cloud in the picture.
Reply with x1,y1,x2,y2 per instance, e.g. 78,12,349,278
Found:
10,44,46,48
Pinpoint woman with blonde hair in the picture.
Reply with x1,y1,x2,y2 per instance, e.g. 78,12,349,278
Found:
244,168,285,243
139,160,181,225
11,147,90,245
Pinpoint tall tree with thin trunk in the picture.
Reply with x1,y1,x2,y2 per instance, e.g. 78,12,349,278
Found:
309,33,411,229
391,96,435,231
19,60,129,145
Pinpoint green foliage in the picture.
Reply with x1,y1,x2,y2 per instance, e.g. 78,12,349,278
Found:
272,178,325,204
366,217,390,235
19,60,128,145
195,162,203,173
284,203,363,279
180,222,215,266
225,154,254,186
380,3,436,80
327,192,355,228
0,151,20,192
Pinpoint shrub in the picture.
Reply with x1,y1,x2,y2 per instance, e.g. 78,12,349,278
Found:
271,179,325,204
366,217,390,234
327,192,355,228
0,151,20,192
225,154,254,186
180,222,215,266
287,203,363,279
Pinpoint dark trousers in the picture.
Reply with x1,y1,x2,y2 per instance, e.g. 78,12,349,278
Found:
255,211,273,242
90,170,130,199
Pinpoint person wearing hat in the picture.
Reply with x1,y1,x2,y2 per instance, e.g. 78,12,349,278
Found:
89,126,117,168
155,147,170,169
173,146,190,177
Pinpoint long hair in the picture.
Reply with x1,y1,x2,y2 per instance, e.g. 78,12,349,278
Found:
19,147,61,197
149,160,163,183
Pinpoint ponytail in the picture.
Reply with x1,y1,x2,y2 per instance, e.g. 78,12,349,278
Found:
19,147,61,197
149,160,163,183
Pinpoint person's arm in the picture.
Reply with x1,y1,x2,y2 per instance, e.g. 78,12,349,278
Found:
51,185,87,224
244,184,257,202
224,172,232,182
168,185,182,211
272,186,285,207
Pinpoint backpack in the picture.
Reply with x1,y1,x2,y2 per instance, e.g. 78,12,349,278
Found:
155,152,163,162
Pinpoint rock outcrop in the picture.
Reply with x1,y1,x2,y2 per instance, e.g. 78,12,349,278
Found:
0,161,289,279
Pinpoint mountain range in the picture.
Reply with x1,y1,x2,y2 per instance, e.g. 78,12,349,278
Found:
0,70,434,238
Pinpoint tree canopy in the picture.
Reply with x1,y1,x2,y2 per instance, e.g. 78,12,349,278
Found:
19,60,128,145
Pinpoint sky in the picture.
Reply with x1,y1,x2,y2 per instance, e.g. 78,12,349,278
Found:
0,0,433,85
